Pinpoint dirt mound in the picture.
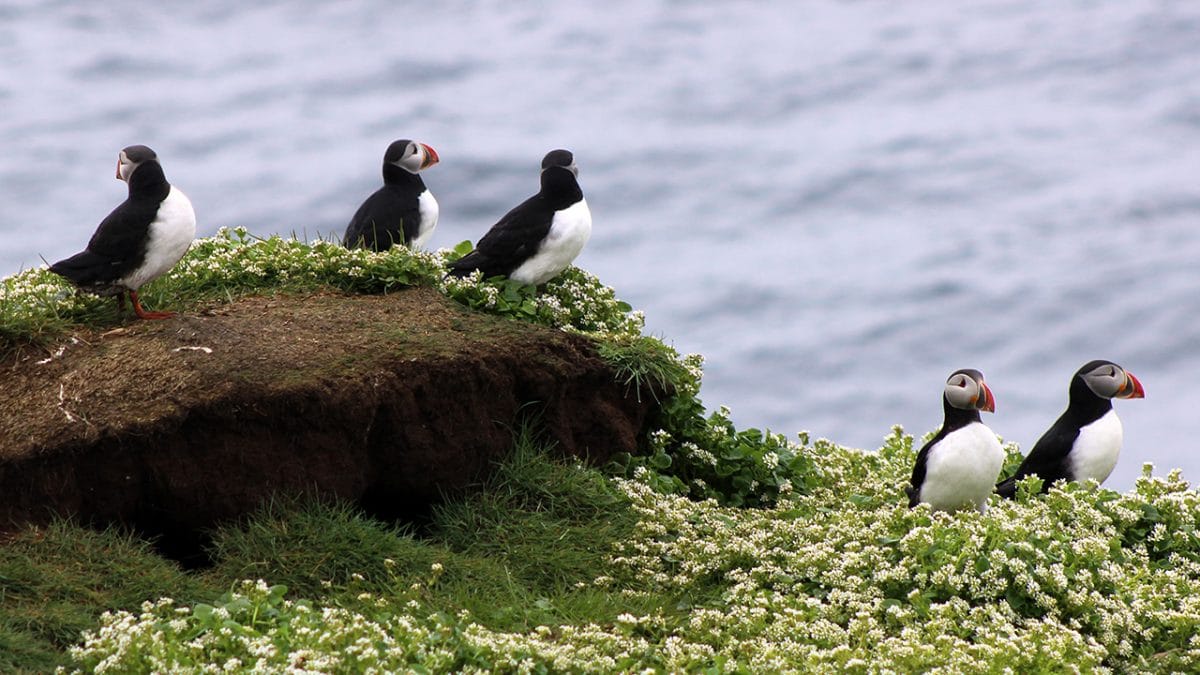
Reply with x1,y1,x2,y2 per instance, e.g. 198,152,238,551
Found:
0,289,657,548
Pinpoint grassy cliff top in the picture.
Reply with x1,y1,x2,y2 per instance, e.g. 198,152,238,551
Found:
3,228,1199,672
1,228,644,357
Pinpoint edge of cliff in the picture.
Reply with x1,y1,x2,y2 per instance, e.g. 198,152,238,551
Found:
0,287,660,541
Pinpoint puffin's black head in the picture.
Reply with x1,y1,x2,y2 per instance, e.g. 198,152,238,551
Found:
541,149,578,177
944,368,996,413
116,145,158,182
1074,360,1145,400
384,139,439,173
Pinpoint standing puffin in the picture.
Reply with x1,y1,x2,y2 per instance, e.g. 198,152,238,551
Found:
906,369,1005,513
343,139,440,250
996,360,1144,498
447,149,590,285
49,145,196,320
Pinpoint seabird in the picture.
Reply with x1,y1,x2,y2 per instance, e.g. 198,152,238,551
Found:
907,368,1004,513
447,149,590,285
343,139,440,250
996,360,1144,497
49,145,196,320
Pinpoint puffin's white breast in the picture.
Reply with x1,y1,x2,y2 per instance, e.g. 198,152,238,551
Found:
1068,409,1123,485
919,422,1005,512
412,189,439,249
509,198,591,286
122,186,196,290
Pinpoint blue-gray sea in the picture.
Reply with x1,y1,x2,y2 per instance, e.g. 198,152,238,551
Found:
2,1,1198,490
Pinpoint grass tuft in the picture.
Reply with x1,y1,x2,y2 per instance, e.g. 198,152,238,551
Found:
594,333,690,403
431,426,633,592
201,433,678,633
204,495,433,599
0,522,217,671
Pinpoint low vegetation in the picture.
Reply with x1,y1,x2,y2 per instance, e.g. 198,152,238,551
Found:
0,227,643,356
8,438,1196,673
1,230,1198,671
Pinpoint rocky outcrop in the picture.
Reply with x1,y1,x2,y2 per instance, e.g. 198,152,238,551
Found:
0,289,657,551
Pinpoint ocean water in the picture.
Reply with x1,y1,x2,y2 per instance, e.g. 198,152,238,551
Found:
2,1,1199,489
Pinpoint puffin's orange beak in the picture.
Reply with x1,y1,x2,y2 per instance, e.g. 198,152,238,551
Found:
978,381,996,413
1118,372,1145,399
420,143,440,170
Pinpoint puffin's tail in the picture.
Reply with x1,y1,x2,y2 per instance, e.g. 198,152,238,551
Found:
49,249,115,286
446,252,485,278
994,476,1018,500
904,485,919,508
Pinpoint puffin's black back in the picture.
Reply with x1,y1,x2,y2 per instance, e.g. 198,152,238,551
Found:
343,163,428,251
448,166,583,278
995,367,1115,498
906,393,983,507
50,161,170,288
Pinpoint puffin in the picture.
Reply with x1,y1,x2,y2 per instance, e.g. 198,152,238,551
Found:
343,139,440,250
49,145,196,320
996,360,1144,498
447,149,591,285
906,369,1005,513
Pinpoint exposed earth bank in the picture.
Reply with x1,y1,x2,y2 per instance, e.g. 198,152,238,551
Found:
0,289,657,553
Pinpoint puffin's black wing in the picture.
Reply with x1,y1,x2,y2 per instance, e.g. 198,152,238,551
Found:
906,425,953,508
995,416,1078,498
50,199,156,286
344,187,419,251
448,194,553,278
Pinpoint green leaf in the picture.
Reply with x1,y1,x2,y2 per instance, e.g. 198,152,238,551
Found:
1141,504,1162,522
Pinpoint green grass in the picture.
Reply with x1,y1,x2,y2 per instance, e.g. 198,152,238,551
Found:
205,495,436,600
0,522,220,671
594,333,692,403
207,428,684,632
426,428,695,627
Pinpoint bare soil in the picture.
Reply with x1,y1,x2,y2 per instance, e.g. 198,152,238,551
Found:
0,288,657,547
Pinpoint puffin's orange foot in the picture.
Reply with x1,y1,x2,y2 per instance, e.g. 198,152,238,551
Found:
130,290,176,320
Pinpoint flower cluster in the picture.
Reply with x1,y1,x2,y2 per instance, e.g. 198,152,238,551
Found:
169,227,446,296
437,255,645,338
2,228,647,351
604,432,1200,671
0,266,112,339
65,581,477,674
